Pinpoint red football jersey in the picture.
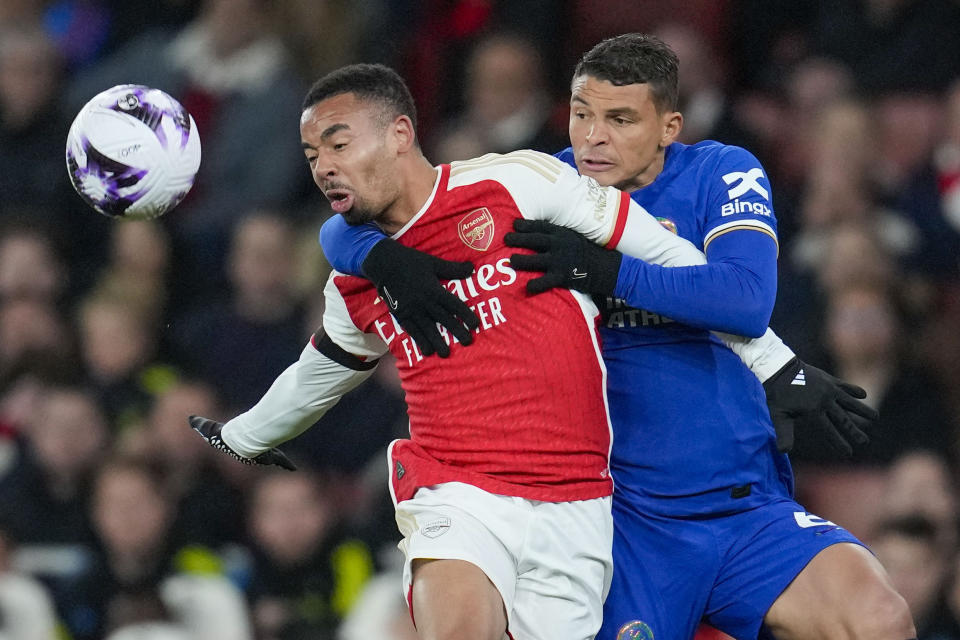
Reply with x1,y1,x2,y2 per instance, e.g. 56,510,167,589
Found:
323,152,632,503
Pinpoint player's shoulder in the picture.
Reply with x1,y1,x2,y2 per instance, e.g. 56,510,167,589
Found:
676,140,764,173
554,146,577,170
448,150,572,189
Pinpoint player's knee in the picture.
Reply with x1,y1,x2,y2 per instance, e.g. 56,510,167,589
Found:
843,582,915,640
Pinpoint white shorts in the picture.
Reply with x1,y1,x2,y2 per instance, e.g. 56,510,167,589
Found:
394,482,613,640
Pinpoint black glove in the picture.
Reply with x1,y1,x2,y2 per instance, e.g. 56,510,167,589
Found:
361,240,480,358
763,357,877,457
189,415,296,471
504,219,623,295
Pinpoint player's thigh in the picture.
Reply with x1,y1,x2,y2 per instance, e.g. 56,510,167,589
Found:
509,496,613,640
704,500,865,639
764,543,915,640
411,558,507,640
598,502,715,640
395,484,523,636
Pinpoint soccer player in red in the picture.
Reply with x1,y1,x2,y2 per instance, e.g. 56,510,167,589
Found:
189,63,730,640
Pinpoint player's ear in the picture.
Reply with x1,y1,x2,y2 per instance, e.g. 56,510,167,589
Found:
392,114,417,154
660,110,682,148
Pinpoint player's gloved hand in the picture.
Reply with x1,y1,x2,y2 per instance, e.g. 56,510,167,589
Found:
189,416,296,471
763,357,877,457
505,219,622,295
361,239,480,357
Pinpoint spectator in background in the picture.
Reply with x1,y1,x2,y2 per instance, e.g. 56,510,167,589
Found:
243,470,374,640
105,572,252,640
0,298,75,381
0,225,67,305
654,22,756,149
171,212,307,413
896,79,960,280
0,386,106,630
819,282,954,463
432,32,566,162
0,26,68,212
773,98,925,358
93,221,173,325
0,24,112,279
67,0,309,301
793,99,921,270
78,292,177,429
61,457,252,640
772,57,856,203
874,92,945,196
882,450,959,550
120,379,244,547
0,228,78,410
365,1,566,145
870,515,956,640
0,386,107,546
273,0,360,82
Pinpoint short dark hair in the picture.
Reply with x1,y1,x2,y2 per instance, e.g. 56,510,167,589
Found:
302,63,418,135
572,33,679,114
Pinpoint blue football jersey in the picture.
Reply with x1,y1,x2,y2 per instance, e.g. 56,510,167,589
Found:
557,141,794,517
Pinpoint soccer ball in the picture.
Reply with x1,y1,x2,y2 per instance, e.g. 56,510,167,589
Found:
66,84,201,220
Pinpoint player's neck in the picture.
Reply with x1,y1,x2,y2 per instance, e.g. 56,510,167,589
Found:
377,155,438,235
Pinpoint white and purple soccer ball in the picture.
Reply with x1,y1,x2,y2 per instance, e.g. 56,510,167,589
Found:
66,84,201,220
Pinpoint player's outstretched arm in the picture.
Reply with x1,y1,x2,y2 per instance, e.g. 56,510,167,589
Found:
319,214,480,358
189,331,379,467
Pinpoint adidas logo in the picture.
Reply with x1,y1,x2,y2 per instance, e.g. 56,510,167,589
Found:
791,369,806,386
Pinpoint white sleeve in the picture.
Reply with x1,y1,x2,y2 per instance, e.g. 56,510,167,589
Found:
452,151,709,265
450,150,627,245
716,327,796,383
221,273,386,457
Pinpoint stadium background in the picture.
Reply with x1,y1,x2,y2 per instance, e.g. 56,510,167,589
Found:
1,0,959,638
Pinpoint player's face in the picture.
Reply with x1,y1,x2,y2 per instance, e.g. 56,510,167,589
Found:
569,75,682,192
301,93,402,226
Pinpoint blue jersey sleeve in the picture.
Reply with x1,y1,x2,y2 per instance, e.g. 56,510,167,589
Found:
318,214,387,276
614,231,777,337
701,145,778,253
613,147,779,338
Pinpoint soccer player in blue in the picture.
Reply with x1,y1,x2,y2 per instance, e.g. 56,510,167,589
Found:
317,35,915,640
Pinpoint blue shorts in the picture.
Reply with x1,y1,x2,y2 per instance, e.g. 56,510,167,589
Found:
599,495,866,640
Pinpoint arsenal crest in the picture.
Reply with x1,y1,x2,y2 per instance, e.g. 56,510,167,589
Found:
458,207,495,251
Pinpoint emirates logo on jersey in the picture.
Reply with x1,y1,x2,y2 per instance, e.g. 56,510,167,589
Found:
458,207,495,251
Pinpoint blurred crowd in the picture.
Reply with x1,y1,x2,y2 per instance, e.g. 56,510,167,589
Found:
0,0,959,638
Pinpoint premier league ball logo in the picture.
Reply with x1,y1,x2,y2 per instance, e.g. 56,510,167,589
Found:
617,620,655,640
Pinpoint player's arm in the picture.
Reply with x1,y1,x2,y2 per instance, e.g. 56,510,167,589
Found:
507,150,874,455
190,275,385,466
318,215,479,358
505,153,776,336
